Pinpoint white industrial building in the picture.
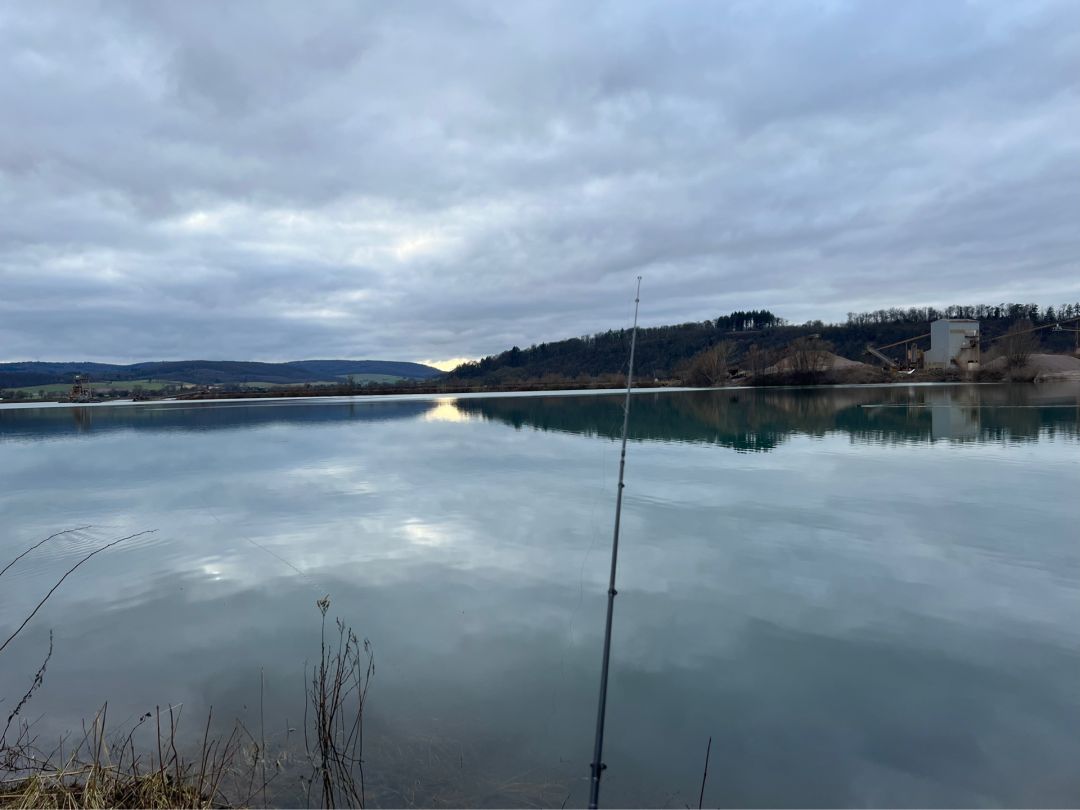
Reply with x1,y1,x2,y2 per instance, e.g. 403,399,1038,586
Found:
924,319,980,371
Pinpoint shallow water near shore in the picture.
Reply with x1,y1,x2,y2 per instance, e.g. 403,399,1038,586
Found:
2,383,1079,807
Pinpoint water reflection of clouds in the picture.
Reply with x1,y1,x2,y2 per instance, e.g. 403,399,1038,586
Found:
401,519,451,548
288,461,377,496
4,397,1080,650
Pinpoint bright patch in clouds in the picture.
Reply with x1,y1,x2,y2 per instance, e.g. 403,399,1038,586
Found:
421,357,476,372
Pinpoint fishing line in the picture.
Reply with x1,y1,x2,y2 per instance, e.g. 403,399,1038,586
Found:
564,310,639,638
554,394,617,721
205,509,327,594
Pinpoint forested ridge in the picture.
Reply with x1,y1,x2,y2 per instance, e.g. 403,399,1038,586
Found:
450,302,1080,383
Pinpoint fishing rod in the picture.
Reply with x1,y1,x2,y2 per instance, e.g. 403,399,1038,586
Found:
589,275,642,809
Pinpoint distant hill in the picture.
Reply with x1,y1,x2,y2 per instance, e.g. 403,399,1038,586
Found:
0,359,442,389
284,360,442,379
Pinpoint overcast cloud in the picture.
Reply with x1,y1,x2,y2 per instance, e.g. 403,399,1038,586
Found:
1,0,1078,365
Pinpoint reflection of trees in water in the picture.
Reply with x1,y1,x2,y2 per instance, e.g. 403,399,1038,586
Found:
454,390,844,452
4,387,1077,449
456,384,1080,451
453,392,788,451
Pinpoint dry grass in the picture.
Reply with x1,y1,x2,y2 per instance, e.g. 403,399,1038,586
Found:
2,764,214,809
0,705,240,809
1,594,376,808
0,528,246,808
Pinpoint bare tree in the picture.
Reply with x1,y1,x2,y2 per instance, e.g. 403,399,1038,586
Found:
786,336,833,377
1000,319,1038,370
744,344,774,378
684,341,735,386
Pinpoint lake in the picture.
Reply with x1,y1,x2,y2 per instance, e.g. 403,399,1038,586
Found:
2,383,1079,807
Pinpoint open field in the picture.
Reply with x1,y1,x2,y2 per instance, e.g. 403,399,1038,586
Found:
236,373,405,389
2,374,407,399
340,373,406,384
1,378,192,396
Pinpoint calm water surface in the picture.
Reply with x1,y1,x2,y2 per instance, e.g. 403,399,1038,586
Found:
1,384,1079,807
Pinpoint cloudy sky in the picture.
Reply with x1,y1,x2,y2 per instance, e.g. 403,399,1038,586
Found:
2,1,1078,366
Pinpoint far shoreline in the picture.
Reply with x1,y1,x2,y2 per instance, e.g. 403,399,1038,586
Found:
0,378,1056,412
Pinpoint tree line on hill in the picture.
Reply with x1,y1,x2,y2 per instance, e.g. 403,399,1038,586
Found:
449,302,1080,385
846,303,1080,326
